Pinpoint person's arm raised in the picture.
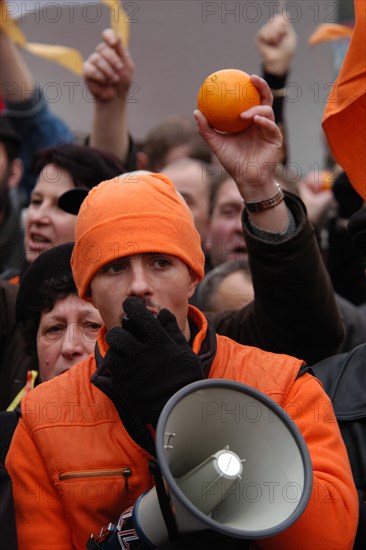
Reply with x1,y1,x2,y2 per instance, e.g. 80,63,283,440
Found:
0,28,35,102
84,28,135,164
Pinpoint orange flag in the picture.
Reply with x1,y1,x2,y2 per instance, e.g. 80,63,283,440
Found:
308,23,353,46
322,0,366,199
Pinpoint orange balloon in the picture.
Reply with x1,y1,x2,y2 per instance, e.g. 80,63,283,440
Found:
197,69,260,133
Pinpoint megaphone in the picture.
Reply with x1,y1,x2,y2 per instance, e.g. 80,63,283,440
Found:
133,379,313,546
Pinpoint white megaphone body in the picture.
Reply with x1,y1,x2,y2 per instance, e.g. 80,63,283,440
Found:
132,379,313,546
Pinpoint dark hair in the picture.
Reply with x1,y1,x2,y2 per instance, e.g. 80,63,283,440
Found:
332,171,363,219
1,140,20,164
142,116,212,172
16,243,76,356
31,143,126,189
0,116,21,163
19,274,77,356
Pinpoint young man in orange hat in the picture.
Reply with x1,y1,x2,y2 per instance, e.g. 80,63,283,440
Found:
6,77,358,549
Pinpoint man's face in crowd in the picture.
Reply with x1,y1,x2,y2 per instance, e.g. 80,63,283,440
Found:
90,253,199,340
206,177,247,268
211,270,254,312
163,160,210,245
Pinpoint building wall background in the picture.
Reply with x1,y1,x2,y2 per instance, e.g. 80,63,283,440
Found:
13,0,344,176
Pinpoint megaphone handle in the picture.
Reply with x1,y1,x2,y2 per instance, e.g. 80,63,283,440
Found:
149,459,179,541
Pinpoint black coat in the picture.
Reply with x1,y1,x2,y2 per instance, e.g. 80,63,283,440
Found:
207,193,345,366
0,281,36,411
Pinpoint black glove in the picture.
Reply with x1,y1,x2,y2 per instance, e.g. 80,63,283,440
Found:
98,297,204,428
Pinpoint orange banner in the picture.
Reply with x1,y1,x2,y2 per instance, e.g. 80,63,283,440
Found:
322,0,366,199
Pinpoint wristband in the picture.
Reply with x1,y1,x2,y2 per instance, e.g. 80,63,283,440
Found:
244,184,284,213
271,87,287,98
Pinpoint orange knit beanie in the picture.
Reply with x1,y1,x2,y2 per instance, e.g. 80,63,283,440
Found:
71,172,205,299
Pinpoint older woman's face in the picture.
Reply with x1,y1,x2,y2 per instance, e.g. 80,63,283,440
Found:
37,294,102,381
24,164,76,263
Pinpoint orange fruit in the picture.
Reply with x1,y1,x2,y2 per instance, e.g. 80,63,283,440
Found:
197,69,260,133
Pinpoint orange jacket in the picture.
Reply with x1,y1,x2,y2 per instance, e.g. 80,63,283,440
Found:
6,307,358,549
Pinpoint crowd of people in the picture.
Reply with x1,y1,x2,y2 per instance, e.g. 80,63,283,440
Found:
0,6,365,550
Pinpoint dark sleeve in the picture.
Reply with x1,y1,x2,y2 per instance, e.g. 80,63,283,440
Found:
262,68,288,165
124,134,138,171
335,294,366,353
262,69,287,125
4,85,75,203
206,192,345,365
0,282,37,410
0,462,18,550
326,216,366,305
83,133,138,172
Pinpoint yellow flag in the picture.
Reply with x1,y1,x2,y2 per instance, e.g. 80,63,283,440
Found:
6,370,38,412
0,0,130,75
0,1,27,46
24,43,84,76
102,0,130,46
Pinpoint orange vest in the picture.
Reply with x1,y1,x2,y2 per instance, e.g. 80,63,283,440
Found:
6,307,358,549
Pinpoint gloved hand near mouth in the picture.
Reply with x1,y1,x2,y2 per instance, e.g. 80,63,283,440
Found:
98,296,205,428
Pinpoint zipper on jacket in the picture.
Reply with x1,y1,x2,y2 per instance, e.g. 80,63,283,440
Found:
59,468,132,494
122,467,131,494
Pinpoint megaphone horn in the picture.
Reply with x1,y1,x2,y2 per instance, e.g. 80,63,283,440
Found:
133,379,313,547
